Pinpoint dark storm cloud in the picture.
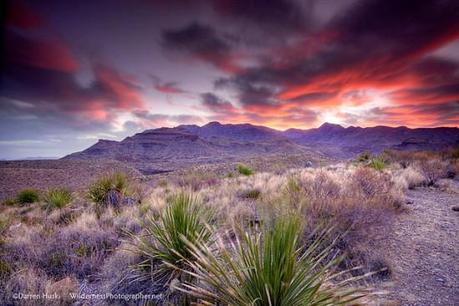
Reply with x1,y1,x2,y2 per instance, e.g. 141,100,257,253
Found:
200,92,238,114
2,27,146,123
210,0,310,33
161,22,240,72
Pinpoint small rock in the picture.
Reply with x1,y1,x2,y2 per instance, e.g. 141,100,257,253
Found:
452,206,459,212
436,277,446,283
304,160,313,168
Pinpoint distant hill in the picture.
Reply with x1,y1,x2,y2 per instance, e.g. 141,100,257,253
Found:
64,122,459,168
284,123,459,157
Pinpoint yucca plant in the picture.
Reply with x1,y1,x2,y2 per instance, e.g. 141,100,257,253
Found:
44,188,72,210
132,193,214,283
176,216,370,305
88,172,131,213
369,158,386,171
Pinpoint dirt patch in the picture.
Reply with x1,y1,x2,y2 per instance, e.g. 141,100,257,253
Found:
377,180,459,305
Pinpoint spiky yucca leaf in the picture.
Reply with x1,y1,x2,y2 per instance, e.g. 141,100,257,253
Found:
132,193,213,282
175,216,370,306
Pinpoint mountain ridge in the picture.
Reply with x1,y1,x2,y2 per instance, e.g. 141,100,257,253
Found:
64,122,459,166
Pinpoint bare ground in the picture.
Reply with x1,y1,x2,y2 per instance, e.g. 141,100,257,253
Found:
378,180,459,305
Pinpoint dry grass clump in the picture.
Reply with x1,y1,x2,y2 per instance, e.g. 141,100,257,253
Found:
177,170,220,191
392,165,426,190
295,167,401,236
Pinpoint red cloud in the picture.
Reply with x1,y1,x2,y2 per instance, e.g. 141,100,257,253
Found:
6,32,79,73
6,0,43,29
94,65,145,110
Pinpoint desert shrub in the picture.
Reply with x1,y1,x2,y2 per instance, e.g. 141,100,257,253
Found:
357,151,371,162
88,172,131,213
178,170,219,191
394,166,426,190
237,164,253,176
16,189,39,204
44,188,72,210
176,216,369,305
2,268,50,305
239,188,261,199
0,259,12,283
0,216,10,237
369,158,386,171
2,198,16,206
131,193,214,283
416,158,448,186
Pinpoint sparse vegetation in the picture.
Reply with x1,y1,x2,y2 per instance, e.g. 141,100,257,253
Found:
16,189,39,204
44,188,72,210
1,147,458,304
237,163,253,176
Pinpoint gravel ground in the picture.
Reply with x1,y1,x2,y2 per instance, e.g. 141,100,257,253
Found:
0,159,141,200
378,180,459,305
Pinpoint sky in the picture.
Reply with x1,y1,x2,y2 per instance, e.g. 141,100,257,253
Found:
1,0,459,159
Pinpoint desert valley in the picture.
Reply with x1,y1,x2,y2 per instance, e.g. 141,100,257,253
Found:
2,0,459,305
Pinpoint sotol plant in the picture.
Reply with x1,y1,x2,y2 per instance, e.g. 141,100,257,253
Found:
44,188,72,210
176,216,369,305
132,193,213,282
88,172,131,212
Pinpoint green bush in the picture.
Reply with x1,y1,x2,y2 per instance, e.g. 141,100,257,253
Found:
88,172,130,212
237,164,253,176
132,193,213,280
16,189,39,204
44,188,72,210
176,216,368,305
369,158,386,171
